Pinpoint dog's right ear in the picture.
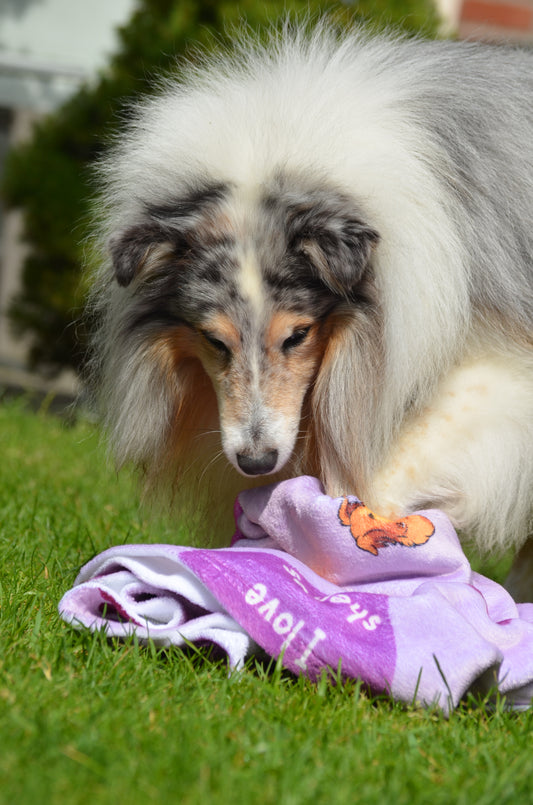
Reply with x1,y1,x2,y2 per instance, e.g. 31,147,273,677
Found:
108,224,178,288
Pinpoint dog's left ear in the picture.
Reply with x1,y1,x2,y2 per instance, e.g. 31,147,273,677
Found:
288,199,379,298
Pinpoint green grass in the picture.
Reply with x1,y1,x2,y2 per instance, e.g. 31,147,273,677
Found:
0,396,531,805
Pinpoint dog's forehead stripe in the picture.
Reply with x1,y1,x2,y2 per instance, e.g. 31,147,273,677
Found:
236,246,265,318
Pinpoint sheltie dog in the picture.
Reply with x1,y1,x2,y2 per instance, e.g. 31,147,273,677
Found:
88,24,533,599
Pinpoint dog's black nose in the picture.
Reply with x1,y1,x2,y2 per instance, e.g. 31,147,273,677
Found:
236,450,279,475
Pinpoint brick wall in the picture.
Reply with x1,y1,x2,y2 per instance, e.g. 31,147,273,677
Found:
459,0,533,41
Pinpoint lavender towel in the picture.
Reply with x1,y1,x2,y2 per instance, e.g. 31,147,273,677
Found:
59,476,533,713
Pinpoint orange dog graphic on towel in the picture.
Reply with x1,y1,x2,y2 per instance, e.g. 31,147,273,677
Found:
338,498,435,556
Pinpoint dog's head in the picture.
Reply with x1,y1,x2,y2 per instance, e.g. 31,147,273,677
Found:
106,176,379,479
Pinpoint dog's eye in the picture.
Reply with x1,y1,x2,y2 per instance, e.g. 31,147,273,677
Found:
201,331,231,357
282,326,311,353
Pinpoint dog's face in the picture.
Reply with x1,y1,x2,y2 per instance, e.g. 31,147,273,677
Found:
109,178,379,477
197,305,328,476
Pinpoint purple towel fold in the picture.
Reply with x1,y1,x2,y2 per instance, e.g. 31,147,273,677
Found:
59,476,533,713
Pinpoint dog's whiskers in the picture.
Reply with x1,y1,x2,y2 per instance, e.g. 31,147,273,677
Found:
198,449,226,485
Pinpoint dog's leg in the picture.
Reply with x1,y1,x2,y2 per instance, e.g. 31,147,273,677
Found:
504,537,533,603
369,353,533,557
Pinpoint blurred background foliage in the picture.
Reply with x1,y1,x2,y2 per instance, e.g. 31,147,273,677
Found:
1,0,439,376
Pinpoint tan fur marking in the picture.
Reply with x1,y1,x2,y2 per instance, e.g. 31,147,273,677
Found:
258,313,333,418
266,339,326,416
193,210,235,244
202,313,240,350
265,311,315,350
144,334,220,494
149,327,199,372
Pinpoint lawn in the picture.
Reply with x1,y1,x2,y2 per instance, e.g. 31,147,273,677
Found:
0,396,531,805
